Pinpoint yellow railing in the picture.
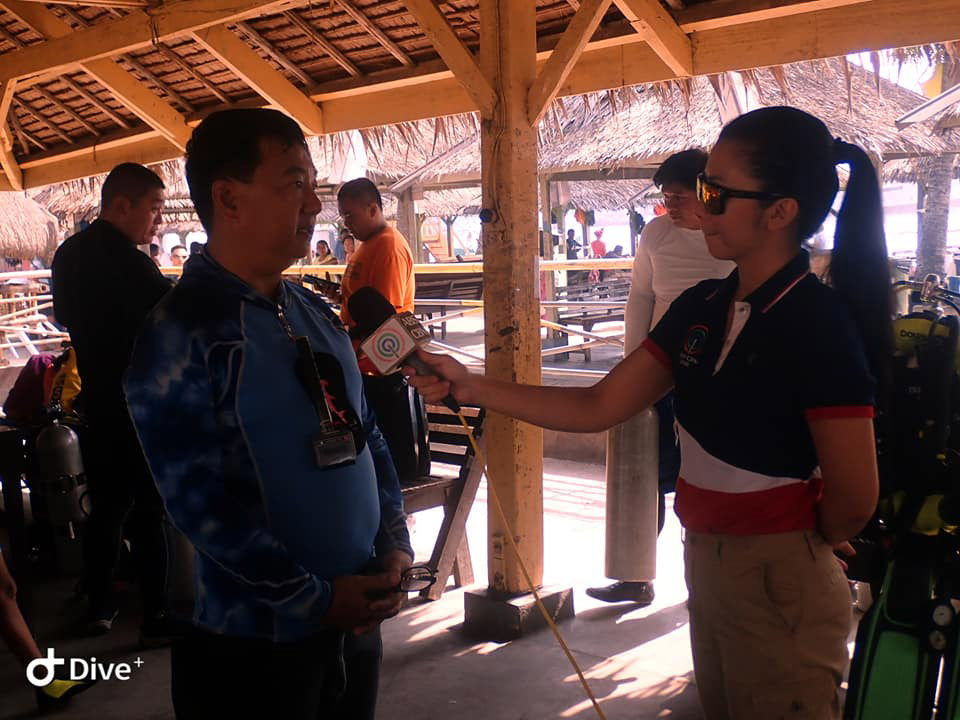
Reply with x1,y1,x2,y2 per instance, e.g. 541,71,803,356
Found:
0,263,626,372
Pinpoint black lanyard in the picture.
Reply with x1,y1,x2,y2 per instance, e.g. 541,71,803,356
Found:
277,303,334,424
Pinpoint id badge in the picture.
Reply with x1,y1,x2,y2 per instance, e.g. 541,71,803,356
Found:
313,420,358,469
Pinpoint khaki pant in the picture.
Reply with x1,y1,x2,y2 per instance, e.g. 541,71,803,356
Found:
684,530,851,720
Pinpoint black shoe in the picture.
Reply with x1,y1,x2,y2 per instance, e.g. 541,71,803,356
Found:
36,677,97,711
585,581,655,605
139,613,176,649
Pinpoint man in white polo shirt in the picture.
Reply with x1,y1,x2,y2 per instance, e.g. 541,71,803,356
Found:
587,150,735,605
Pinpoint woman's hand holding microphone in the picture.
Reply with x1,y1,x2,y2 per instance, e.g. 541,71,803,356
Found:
402,349,477,406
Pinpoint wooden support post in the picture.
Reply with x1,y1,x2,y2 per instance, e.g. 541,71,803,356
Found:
478,0,544,595
540,175,559,334
443,216,456,258
557,199,568,290
396,187,421,262
0,80,22,191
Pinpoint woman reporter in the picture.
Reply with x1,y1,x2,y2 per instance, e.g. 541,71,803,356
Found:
406,106,890,720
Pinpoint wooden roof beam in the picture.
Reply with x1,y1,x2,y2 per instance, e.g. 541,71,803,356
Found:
895,83,960,128
0,0,296,81
58,75,130,129
4,2,193,150
8,108,42,153
0,80,22,189
613,0,693,76
56,5,191,110
676,0,872,33
0,23,25,50
403,0,495,118
32,84,101,136
528,0,612,124
14,0,151,7
119,54,196,113
21,133,180,188
10,0,960,187
57,5,195,115
154,43,233,106
235,21,315,88
283,10,362,78
335,0,413,67
83,59,193,149
193,25,325,136
14,98,73,144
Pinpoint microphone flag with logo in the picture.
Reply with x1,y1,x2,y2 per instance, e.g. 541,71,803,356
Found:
347,286,460,411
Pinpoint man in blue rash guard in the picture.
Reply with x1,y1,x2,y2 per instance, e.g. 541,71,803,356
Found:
124,109,413,720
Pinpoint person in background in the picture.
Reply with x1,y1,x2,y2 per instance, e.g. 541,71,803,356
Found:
125,109,411,719
315,239,337,265
566,228,581,260
149,243,162,267
591,228,607,258
337,178,421,485
334,227,351,263
587,150,734,606
406,106,889,720
604,245,624,258
169,245,189,267
51,162,173,646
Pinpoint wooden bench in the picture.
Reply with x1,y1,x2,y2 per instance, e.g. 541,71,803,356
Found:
554,277,630,362
414,272,484,340
401,403,485,600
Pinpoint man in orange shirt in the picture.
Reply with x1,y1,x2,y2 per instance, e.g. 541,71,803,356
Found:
337,178,423,483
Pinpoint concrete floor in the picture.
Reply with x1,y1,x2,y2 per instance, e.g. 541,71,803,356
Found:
0,458,704,720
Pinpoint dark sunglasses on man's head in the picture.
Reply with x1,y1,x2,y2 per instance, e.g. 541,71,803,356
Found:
696,173,788,215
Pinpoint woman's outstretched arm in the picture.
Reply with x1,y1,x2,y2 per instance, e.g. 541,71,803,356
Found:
404,345,673,434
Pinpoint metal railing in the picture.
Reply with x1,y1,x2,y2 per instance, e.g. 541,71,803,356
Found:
0,263,625,378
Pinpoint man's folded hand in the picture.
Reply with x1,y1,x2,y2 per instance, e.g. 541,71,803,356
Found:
325,572,401,634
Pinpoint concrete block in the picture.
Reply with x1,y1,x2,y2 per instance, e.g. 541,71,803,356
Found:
463,585,575,642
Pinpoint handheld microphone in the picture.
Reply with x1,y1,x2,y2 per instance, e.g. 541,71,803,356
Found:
347,287,460,412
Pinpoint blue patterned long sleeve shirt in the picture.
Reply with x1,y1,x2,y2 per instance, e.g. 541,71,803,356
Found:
124,252,412,642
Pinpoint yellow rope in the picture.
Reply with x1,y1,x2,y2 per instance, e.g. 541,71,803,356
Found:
456,411,608,720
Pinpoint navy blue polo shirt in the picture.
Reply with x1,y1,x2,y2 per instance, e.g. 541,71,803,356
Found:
643,250,875,535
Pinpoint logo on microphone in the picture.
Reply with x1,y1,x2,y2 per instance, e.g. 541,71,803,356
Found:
26,648,143,687
374,331,404,361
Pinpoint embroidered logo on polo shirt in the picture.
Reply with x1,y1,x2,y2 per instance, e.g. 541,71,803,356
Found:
680,324,709,367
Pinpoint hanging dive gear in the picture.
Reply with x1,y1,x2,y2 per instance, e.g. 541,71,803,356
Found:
845,278,960,720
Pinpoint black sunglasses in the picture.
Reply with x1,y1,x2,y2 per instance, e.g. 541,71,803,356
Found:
696,173,788,215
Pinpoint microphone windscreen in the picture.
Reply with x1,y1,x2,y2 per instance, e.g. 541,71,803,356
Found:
347,286,396,339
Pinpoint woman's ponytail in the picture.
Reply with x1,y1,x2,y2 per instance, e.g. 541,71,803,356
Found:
829,139,893,398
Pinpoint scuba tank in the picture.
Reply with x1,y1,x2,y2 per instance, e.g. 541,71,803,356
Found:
34,409,88,574
35,418,87,525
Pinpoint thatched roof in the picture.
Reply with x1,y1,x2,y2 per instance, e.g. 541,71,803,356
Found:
31,158,188,225
884,155,960,184
31,117,476,224
30,56,960,222
0,192,59,260
0,0,578,166
1,0,957,194
394,58,959,197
